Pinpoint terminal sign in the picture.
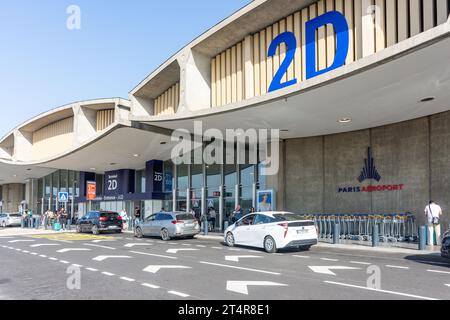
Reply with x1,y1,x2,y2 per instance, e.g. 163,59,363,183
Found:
268,11,349,92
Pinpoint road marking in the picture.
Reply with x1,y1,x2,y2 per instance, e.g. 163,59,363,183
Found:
211,247,223,250
120,277,135,282
72,264,83,268
92,255,132,262
8,240,35,243
59,260,70,264
22,250,29,253
228,248,242,251
142,283,160,289
182,244,191,246
39,255,47,258
130,251,177,260
196,245,206,248
385,265,409,270
57,248,91,253
293,255,310,259
124,243,152,248
30,244,60,248
445,284,450,287
427,269,450,275
48,257,58,261
102,272,115,276
309,266,361,276
324,281,438,301
200,261,280,275
84,243,116,250
30,252,38,255
143,265,192,274
126,238,133,240
350,261,371,265
226,281,288,295
86,268,98,272
225,255,263,262
166,248,200,254
168,291,190,298
91,239,115,243
321,258,339,262
15,248,22,251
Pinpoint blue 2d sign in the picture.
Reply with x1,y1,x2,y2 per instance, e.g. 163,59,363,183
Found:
268,11,349,93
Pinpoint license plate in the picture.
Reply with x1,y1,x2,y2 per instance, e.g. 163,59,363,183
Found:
108,226,118,229
297,229,308,234
185,223,194,227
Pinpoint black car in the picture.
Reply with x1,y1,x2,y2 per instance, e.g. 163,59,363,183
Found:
76,211,123,235
442,229,450,259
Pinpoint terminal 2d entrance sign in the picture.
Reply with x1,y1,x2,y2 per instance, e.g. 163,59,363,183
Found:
268,11,349,92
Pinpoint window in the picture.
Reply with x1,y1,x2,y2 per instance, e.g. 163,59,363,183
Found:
239,214,255,225
254,214,275,225
273,213,305,221
145,214,156,222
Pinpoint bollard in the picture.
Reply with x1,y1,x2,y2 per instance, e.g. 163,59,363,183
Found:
419,225,426,250
204,220,208,236
372,224,379,247
333,223,339,244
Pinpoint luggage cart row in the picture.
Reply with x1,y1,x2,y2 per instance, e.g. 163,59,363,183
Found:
299,213,418,243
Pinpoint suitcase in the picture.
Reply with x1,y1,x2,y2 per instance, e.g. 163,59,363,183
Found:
54,223,61,231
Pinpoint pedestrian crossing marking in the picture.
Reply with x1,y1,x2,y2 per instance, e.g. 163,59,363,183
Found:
30,234,114,241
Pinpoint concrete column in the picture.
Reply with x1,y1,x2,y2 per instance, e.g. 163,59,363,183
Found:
178,48,211,113
130,95,154,117
2,184,25,213
14,129,33,162
25,179,39,214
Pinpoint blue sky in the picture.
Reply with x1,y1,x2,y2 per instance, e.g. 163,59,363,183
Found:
0,0,251,138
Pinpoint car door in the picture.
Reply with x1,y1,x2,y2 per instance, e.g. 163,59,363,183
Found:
251,214,277,248
232,214,256,246
142,214,156,235
85,212,97,232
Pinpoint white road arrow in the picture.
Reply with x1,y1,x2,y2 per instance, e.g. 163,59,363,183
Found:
308,266,361,276
92,255,132,262
57,248,91,253
30,244,60,248
166,248,199,254
91,239,115,243
8,240,35,243
124,243,153,248
143,265,192,273
226,281,288,295
225,255,263,262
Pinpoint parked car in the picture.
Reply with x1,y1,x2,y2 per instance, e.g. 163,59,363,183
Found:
441,229,450,259
0,213,22,227
224,212,318,253
134,212,200,241
76,211,123,235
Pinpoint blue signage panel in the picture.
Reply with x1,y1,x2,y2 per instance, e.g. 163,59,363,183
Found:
104,169,135,199
146,160,164,199
58,192,69,203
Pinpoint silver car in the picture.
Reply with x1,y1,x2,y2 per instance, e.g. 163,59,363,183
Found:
134,212,200,241
0,213,22,227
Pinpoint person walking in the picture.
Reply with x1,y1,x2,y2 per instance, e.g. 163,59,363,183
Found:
425,201,443,246
208,207,217,230
120,209,128,231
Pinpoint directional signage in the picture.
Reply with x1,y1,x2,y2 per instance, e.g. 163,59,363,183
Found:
143,265,192,274
308,266,361,276
58,192,69,203
226,281,288,295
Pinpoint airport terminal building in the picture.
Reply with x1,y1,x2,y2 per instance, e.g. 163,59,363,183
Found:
1,0,450,230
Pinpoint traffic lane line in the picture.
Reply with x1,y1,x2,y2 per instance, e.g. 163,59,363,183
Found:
427,269,450,275
324,281,439,300
200,261,281,275
385,265,409,270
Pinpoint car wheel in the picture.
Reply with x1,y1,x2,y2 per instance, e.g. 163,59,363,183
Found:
264,236,277,253
135,227,144,238
92,225,100,235
1,221,6,228
225,232,235,247
160,228,170,241
76,225,82,233
115,229,122,234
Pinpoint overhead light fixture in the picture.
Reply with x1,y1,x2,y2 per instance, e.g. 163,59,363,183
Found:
160,142,167,145
420,97,435,103
13,174,17,177
110,163,117,166
280,129,289,132
26,168,31,171
90,168,96,171
133,154,140,158
339,117,352,124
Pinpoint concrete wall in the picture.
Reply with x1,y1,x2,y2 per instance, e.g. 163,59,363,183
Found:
1,184,25,213
280,112,450,230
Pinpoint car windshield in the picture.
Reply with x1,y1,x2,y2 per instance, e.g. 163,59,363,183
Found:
176,214,195,221
100,212,119,219
273,213,306,221
9,214,21,217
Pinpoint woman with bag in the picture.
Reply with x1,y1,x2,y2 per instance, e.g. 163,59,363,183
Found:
425,201,443,246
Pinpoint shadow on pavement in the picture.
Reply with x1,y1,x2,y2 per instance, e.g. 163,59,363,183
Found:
404,253,450,268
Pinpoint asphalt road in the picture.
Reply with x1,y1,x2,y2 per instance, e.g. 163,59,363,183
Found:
0,233,449,300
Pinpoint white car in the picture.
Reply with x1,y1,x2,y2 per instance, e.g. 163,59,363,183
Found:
224,212,318,253
0,213,22,227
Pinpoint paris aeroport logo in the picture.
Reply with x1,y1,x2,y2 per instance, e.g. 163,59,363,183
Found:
338,147,404,193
